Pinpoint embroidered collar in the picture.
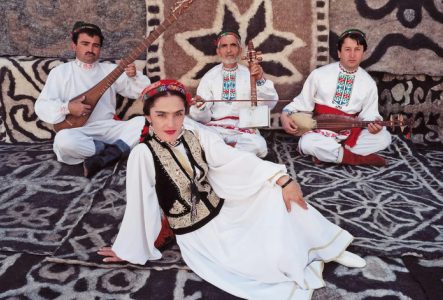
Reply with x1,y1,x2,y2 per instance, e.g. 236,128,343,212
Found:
339,63,358,74
74,59,97,70
222,64,238,72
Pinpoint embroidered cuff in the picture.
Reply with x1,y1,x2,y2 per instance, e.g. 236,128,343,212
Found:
256,78,266,86
59,103,70,115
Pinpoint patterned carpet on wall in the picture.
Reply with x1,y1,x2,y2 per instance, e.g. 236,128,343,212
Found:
374,72,443,146
0,132,442,299
146,0,329,101
0,56,147,143
329,0,443,76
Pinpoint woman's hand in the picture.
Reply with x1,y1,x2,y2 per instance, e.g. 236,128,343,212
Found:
97,247,125,263
277,176,308,212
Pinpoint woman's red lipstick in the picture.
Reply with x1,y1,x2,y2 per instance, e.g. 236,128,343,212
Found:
165,130,176,135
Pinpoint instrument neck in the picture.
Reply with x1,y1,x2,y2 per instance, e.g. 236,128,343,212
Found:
92,15,177,99
250,75,258,106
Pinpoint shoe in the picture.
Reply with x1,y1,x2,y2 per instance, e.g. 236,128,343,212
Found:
341,148,386,167
83,142,129,178
312,156,322,165
334,251,366,268
83,156,104,178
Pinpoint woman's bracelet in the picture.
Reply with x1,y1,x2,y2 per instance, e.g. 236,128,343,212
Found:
280,177,293,189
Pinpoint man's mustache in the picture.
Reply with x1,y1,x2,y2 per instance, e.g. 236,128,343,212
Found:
85,52,95,56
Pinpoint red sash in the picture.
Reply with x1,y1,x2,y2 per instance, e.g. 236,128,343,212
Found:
314,104,362,148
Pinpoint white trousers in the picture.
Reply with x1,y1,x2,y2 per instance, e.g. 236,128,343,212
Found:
204,125,268,158
299,128,392,163
53,117,145,165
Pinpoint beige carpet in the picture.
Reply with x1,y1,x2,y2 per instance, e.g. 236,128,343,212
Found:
146,0,330,102
0,0,146,59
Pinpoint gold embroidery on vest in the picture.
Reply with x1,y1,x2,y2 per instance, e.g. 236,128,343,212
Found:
149,130,222,231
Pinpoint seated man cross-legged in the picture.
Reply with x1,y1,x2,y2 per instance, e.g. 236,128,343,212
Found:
35,21,151,177
189,30,278,158
280,29,391,166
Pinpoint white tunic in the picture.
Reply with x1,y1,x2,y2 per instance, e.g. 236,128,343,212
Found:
35,60,150,125
189,63,279,157
35,60,151,164
283,62,380,121
283,62,391,161
112,123,354,300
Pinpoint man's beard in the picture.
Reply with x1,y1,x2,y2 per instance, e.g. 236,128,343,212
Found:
221,57,238,65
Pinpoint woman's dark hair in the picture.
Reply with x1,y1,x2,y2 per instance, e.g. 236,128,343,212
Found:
337,30,367,52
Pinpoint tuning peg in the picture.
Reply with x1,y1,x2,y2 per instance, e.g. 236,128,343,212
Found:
389,114,395,131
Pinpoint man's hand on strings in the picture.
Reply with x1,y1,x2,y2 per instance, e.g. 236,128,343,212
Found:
250,63,264,80
191,95,206,110
368,117,383,134
280,113,299,135
68,96,91,117
124,63,137,78
97,247,125,263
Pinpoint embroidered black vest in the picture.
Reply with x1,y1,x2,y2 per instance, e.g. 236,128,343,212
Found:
145,130,224,235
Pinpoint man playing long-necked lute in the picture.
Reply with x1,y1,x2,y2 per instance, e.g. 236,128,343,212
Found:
35,22,151,177
189,30,278,158
280,29,391,166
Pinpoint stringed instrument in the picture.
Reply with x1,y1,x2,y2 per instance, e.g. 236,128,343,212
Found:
290,113,413,136
53,0,196,132
238,41,270,128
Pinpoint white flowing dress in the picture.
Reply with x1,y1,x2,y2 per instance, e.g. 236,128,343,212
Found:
112,122,353,300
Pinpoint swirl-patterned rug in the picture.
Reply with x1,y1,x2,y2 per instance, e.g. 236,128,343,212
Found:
0,132,442,299
39,132,442,269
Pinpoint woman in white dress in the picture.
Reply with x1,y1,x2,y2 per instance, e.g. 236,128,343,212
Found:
98,80,366,299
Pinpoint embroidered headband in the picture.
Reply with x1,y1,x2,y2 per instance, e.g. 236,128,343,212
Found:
141,79,192,104
214,31,241,46
339,28,366,40
71,21,102,35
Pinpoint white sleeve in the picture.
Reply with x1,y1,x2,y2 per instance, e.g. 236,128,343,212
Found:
358,80,382,121
190,75,214,123
283,71,317,114
257,79,279,110
114,71,151,99
112,143,163,265
34,69,69,124
195,128,286,200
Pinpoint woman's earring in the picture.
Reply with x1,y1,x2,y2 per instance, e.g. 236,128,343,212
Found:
149,123,154,136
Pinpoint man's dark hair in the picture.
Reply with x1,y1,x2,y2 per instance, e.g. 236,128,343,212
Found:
337,29,367,51
71,21,104,46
